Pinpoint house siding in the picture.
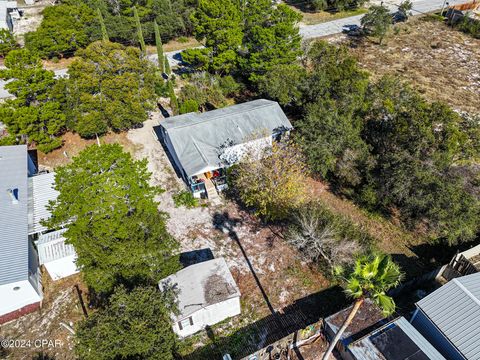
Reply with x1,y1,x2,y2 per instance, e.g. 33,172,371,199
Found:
174,296,241,338
411,309,466,360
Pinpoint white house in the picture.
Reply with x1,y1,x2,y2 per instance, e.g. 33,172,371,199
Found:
157,99,293,199
159,257,241,337
0,145,42,324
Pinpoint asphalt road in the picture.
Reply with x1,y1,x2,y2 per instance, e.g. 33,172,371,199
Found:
0,0,469,99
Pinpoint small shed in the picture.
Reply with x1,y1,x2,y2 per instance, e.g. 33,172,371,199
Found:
348,317,445,360
159,257,241,337
324,299,387,360
37,228,78,281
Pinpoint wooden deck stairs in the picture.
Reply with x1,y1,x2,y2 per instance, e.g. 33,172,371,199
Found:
204,178,221,204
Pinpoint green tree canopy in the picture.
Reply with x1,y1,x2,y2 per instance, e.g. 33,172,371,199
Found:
296,41,370,190
184,0,243,74
0,29,17,57
361,5,392,44
241,0,302,83
75,286,177,360
65,40,156,138
45,144,180,294
25,3,97,58
185,0,302,83
0,49,66,152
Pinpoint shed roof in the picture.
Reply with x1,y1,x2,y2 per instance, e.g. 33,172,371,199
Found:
348,317,446,360
325,298,386,345
159,258,240,321
159,99,292,177
28,172,58,235
0,145,29,285
416,272,480,360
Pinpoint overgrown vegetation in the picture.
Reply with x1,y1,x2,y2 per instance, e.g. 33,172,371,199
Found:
230,140,308,220
0,49,66,152
25,0,196,59
183,0,302,84
173,190,199,208
456,15,480,39
75,286,177,360
45,144,180,295
63,41,157,138
287,201,371,271
260,40,480,245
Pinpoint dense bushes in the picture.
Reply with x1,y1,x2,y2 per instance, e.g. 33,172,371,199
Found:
260,40,480,245
310,0,367,11
25,0,196,59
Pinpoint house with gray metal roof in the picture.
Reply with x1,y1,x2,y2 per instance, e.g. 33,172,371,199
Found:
0,145,42,323
156,99,293,199
159,257,241,337
411,272,480,360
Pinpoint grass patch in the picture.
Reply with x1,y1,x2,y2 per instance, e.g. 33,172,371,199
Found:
291,7,368,25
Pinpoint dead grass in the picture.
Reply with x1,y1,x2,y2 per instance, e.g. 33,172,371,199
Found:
308,179,426,277
292,6,368,25
348,17,480,114
37,131,138,170
149,37,201,53
0,274,87,360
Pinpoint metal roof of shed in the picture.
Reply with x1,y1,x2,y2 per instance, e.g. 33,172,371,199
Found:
159,99,293,177
159,258,240,321
0,145,29,285
348,317,446,360
28,172,58,235
416,272,480,360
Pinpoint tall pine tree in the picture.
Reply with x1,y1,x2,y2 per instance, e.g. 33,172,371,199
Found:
97,8,109,41
154,20,164,73
133,6,146,53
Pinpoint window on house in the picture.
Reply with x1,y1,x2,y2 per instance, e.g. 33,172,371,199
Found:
178,317,193,330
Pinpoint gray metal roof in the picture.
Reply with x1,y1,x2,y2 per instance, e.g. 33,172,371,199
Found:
28,172,58,235
0,145,29,285
348,317,446,360
159,258,240,321
37,228,76,264
416,273,480,360
160,99,293,177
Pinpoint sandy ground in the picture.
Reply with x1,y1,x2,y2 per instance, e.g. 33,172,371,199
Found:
348,17,480,114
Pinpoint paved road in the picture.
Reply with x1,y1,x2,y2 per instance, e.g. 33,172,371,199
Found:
300,0,467,39
0,0,469,99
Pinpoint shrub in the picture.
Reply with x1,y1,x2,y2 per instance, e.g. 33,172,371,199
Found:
179,99,199,114
172,190,198,208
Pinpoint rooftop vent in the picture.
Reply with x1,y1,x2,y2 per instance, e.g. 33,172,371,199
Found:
7,188,19,204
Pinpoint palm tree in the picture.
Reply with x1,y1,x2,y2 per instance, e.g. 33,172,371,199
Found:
322,254,403,360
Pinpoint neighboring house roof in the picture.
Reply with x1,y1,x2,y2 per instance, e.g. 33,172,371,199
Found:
348,317,446,360
28,172,58,235
159,99,293,177
0,145,29,285
37,228,75,264
416,272,480,360
324,298,386,345
159,258,241,321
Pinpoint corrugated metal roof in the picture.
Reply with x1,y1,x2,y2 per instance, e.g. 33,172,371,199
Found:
28,172,58,235
159,258,240,321
0,145,29,285
348,317,446,360
37,228,76,264
416,273,480,360
159,99,293,177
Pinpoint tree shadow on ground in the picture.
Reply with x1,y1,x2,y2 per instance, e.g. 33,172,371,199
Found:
408,238,480,269
177,286,346,360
